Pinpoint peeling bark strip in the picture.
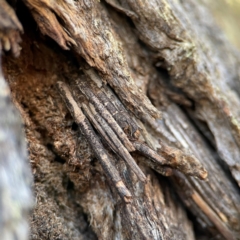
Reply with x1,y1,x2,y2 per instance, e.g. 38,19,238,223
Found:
57,81,132,202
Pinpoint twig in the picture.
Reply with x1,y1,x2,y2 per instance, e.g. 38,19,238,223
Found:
158,141,208,180
85,101,146,182
134,142,207,179
96,88,140,139
77,79,135,152
192,191,236,240
57,81,132,203
81,102,118,152
133,142,173,176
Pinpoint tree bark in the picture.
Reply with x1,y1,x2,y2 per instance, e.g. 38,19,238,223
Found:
1,0,240,239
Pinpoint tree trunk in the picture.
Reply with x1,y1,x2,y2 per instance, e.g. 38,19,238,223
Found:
1,0,240,239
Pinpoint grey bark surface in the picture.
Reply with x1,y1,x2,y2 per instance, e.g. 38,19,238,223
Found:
0,61,33,240
0,1,33,239
1,0,240,240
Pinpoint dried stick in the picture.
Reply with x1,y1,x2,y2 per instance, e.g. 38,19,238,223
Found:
192,191,236,240
105,86,140,136
81,102,117,152
134,142,207,180
80,77,204,179
81,101,146,182
81,70,140,138
158,141,207,180
96,89,140,139
57,81,132,203
77,80,135,152
133,142,173,176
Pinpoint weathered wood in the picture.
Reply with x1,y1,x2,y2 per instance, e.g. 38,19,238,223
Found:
1,0,240,239
116,0,240,186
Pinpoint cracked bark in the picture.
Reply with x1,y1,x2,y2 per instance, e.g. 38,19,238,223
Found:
1,0,240,239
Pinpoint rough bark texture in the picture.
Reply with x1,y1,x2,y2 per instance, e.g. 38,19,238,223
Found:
1,0,240,240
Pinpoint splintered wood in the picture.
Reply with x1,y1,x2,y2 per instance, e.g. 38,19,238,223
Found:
57,81,132,203
57,76,208,203
77,80,136,153
116,0,240,187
